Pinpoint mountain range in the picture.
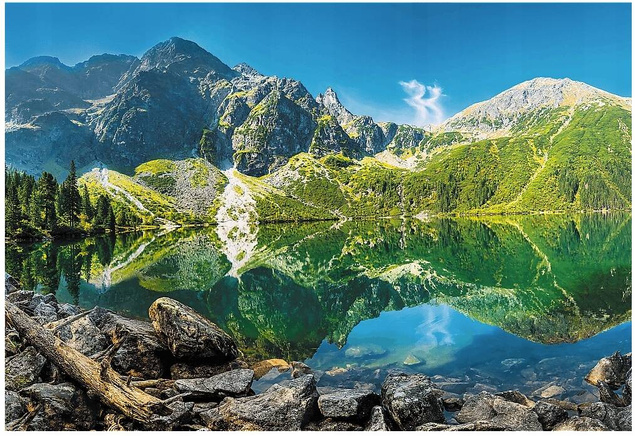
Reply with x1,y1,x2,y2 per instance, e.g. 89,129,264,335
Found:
5,37,632,221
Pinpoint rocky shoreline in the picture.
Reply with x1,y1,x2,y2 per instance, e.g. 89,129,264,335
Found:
4,277,632,431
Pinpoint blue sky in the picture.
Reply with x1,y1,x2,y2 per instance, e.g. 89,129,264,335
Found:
5,3,632,125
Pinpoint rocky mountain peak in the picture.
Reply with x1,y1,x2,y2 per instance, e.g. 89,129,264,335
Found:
19,56,70,71
441,77,630,137
233,63,263,77
316,87,355,125
133,36,237,80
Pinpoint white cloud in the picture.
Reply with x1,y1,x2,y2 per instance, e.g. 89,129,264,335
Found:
398,80,445,127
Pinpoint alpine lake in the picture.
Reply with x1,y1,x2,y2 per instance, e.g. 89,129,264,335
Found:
5,212,632,402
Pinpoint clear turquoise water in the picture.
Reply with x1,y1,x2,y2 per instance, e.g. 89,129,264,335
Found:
6,213,631,398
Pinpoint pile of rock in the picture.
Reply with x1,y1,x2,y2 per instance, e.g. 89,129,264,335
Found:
4,280,633,431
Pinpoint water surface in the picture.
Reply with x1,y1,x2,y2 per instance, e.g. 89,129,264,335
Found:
6,213,631,399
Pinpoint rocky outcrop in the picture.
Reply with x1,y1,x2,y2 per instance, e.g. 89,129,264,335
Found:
148,297,238,362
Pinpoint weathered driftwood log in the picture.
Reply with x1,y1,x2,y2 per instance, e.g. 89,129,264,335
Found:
5,301,167,423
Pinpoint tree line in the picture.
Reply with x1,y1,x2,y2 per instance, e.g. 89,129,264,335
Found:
5,161,141,239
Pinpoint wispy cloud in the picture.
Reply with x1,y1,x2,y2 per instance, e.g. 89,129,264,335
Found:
398,80,445,127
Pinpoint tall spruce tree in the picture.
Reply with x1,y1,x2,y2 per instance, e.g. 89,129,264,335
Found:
60,161,81,228
82,184,94,221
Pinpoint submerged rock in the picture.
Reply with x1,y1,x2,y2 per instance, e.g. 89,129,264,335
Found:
455,391,542,431
174,369,254,400
149,297,238,362
317,388,379,422
585,351,631,389
552,416,608,431
381,373,445,430
200,375,318,430
495,390,535,407
291,361,313,378
5,346,47,391
532,400,568,430
252,358,290,379
344,344,386,359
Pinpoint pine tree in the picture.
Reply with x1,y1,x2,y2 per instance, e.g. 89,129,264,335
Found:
60,161,81,228
108,205,116,233
82,184,94,221
5,182,21,234
39,172,58,231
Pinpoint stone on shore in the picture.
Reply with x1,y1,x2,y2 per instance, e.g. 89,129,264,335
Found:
170,360,248,379
99,312,168,379
532,400,568,430
304,418,364,431
200,375,318,430
365,405,390,431
495,390,535,407
455,391,542,431
55,316,108,357
624,369,632,404
291,361,313,378
585,351,631,389
381,373,445,430
579,401,632,431
5,390,26,423
174,368,254,400
5,346,47,391
149,297,238,362
19,382,97,431
416,421,506,431
317,388,379,422
552,416,608,431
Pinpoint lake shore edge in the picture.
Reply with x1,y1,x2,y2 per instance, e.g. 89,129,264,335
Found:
5,277,632,431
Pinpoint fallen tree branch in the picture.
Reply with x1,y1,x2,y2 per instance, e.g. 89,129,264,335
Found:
5,301,168,423
44,309,94,333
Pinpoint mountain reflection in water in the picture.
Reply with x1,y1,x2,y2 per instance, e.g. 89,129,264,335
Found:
6,213,631,390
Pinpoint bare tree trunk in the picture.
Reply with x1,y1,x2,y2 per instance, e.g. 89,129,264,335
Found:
5,301,167,423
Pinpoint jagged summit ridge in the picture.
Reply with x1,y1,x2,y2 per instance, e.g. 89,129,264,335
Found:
316,87,355,125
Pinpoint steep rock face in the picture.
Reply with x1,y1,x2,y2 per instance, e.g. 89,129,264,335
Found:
232,91,317,175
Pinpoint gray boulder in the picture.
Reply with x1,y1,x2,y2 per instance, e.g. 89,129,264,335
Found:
55,316,109,356
291,361,313,378
170,360,248,379
33,302,58,324
455,391,542,431
20,382,97,430
416,421,506,431
625,369,632,404
149,297,237,362
303,418,363,431
579,402,631,431
585,351,631,389
552,416,608,431
533,400,568,430
100,313,168,378
381,373,445,430
5,346,47,391
5,390,26,423
175,369,254,400
317,388,379,422
57,303,80,319
200,375,318,430
365,405,390,431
